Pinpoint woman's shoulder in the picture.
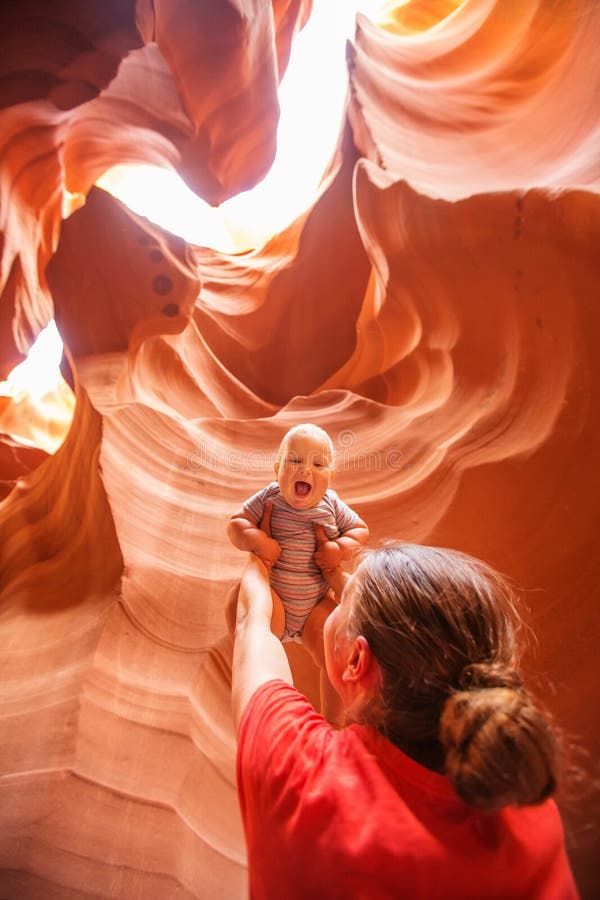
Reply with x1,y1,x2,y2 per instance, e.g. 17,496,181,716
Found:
238,688,578,900
240,684,403,790
240,680,329,742
237,681,335,788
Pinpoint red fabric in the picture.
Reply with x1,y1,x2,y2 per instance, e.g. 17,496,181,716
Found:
237,681,579,900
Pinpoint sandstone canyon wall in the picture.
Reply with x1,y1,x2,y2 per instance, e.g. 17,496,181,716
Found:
1,1,599,898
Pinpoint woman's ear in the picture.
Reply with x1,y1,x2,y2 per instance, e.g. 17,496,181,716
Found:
274,460,279,477
342,635,380,689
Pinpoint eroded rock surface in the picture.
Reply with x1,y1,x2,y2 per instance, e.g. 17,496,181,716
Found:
1,2,599,897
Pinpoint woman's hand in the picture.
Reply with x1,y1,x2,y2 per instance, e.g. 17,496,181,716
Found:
314,538,343,572
313,524,351,600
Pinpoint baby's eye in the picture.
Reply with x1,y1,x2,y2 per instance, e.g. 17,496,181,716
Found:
314,462,323,468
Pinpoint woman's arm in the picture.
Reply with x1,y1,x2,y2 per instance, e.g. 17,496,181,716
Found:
231,543,292,736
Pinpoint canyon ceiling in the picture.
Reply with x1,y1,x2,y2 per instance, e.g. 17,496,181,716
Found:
1,1,599,898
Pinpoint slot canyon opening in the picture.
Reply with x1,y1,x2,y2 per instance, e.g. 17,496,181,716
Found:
0,320,74,459
98,0,393,253
0,0,598,897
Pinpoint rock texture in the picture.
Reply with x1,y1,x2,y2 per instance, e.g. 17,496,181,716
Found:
1,1,599,898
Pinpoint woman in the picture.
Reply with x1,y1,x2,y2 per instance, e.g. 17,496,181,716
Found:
231,523,579,899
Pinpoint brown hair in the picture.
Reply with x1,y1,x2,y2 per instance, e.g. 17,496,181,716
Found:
348,544,558,811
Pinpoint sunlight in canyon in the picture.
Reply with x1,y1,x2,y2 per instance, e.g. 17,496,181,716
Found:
98,0,386,253
2,1,390,457
2,3,390,453
0,321,74,454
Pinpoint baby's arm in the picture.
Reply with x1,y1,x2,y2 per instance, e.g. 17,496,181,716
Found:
228,509,281,569
336,519,369,558
314,516,369,572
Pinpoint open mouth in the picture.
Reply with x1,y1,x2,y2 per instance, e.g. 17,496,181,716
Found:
294,481,311,498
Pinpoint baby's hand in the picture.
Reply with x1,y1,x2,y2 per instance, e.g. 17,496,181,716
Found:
314,538,343,573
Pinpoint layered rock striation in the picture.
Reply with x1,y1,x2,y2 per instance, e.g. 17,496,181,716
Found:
1,1,599,897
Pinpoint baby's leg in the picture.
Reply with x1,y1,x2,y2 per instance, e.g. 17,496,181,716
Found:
269,586,286,639
302,592,343,727
224,582,286,639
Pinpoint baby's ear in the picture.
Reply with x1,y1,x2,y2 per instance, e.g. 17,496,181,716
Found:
274,460,279,476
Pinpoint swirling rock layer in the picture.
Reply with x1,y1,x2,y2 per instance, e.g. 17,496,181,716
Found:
1,2,599,898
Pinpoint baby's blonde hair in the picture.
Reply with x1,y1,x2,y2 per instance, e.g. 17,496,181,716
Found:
278,423,335,466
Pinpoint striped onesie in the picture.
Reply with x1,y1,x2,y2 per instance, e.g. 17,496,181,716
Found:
243,482,361,640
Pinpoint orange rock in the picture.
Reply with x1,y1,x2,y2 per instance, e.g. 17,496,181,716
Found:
0,1,599,898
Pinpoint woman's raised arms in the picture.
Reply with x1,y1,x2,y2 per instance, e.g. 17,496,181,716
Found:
231,506,292,735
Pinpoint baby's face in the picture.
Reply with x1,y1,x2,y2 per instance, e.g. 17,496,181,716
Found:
275,431,334,509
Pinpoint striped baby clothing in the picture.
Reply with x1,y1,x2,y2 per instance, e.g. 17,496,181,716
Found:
243,482,361,638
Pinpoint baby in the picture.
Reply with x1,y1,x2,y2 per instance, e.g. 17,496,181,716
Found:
227,424,368,665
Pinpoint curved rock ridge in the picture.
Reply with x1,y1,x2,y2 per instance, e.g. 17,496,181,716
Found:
0,0,309,370
1,2,599,898
349,0,600,198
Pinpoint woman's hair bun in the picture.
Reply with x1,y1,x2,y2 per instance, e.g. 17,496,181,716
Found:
458,662,522,692
440,686,558,811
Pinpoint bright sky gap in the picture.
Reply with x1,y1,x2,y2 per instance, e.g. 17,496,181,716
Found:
2,1,384,423
98,0,384,254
